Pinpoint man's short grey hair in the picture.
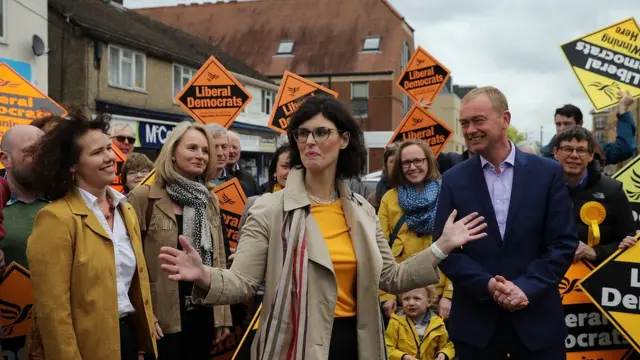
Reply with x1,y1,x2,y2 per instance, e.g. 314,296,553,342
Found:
516,140,540,156
204,123,229,140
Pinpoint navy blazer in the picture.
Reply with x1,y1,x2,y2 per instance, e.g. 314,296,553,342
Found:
434,149,578,351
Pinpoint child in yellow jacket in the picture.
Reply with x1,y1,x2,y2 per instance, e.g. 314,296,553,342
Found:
385,286,455,360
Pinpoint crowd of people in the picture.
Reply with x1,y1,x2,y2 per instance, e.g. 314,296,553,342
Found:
0,86,638,360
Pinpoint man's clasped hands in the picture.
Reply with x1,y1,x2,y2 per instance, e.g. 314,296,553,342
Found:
488,275,529,312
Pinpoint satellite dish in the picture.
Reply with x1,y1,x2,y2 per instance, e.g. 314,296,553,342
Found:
32,35,50,56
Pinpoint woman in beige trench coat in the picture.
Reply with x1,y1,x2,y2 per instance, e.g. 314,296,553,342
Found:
158,96,487,360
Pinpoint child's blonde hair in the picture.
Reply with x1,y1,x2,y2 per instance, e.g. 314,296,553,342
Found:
400,286,438,304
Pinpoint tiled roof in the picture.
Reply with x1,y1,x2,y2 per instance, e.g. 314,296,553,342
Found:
48,0,273,84
136,0,413,77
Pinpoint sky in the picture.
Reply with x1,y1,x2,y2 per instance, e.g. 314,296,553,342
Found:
126,0,640,145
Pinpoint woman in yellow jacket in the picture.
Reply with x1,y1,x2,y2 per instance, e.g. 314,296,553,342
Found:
379,139,454,320
25,112,156,359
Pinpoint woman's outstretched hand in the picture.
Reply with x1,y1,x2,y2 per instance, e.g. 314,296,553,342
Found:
438,210,487,254
159,235,211,289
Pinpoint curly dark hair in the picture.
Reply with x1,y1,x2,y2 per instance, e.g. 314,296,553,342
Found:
286,96,368,179
27,112,111,200
268,144,291,192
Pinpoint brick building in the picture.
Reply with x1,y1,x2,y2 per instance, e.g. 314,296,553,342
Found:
136,0,432,172
48,0,283,183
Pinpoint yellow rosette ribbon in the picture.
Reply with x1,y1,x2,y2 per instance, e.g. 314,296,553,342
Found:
579,201,606,247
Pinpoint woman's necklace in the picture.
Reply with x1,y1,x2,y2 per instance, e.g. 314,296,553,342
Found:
103,193,116,222
306,190,338,205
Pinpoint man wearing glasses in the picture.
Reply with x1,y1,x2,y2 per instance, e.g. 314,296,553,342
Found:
111,123,137,155
553,126,637,265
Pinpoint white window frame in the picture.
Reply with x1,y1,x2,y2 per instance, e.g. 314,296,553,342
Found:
108,44,147,92
172,63,197,101
261,90,275,115
276,40,295,55
401,41,411,115
351,82,369,118
0,0,6,43
363,36,381,52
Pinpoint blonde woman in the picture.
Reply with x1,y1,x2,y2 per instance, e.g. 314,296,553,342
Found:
128,122,231,360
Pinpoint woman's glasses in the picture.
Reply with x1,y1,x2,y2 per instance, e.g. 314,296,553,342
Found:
293,127,342,143
128,169,151,177
401,158,427,169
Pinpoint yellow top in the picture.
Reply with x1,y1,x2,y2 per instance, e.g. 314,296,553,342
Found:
378,188,453,302
311,200,357,317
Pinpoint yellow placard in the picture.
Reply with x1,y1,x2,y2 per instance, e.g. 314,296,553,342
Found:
579,234,640,354
560,18,640,111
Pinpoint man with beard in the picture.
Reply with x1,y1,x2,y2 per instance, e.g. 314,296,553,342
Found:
0,125,46,359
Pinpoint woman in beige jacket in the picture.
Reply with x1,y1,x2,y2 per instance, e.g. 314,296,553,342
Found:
128,122,232,360
158,97,487,360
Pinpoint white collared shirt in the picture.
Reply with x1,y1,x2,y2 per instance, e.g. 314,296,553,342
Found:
479,141,517,240
77,187,136,317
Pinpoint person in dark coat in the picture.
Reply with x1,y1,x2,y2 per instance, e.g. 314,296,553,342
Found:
553,126,637,265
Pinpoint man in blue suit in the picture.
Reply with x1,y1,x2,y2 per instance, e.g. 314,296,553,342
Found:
434,86,578,359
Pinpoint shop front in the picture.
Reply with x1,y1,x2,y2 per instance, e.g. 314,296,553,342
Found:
230,122,280,186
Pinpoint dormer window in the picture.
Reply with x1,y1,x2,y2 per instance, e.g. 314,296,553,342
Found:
277,40,295,55
363,36,381,51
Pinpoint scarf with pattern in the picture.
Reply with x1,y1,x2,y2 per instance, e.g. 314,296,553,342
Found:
256,207,309,360
397,179,441,236
166,176,213,266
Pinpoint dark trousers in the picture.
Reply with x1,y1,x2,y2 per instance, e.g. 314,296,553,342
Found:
156,308,215,360
328,317,358,360
120,314,139,360
455,316,565,360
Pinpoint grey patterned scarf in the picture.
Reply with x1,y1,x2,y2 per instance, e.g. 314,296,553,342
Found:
166,176,213,266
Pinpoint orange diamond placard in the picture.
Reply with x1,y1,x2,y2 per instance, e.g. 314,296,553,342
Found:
388,104,452,157
397,46,451,105
267,71,338,134
215,178,247,251
109,145,127,194
560,260,635,359
175,56,252,128
0,63,67,142
0,262,34,339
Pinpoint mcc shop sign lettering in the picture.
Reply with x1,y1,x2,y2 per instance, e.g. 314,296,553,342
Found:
138,121,175,149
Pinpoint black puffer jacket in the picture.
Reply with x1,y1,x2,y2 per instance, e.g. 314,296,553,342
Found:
569,164,635,265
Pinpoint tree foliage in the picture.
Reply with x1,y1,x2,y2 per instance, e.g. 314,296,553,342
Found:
507,126,527,144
